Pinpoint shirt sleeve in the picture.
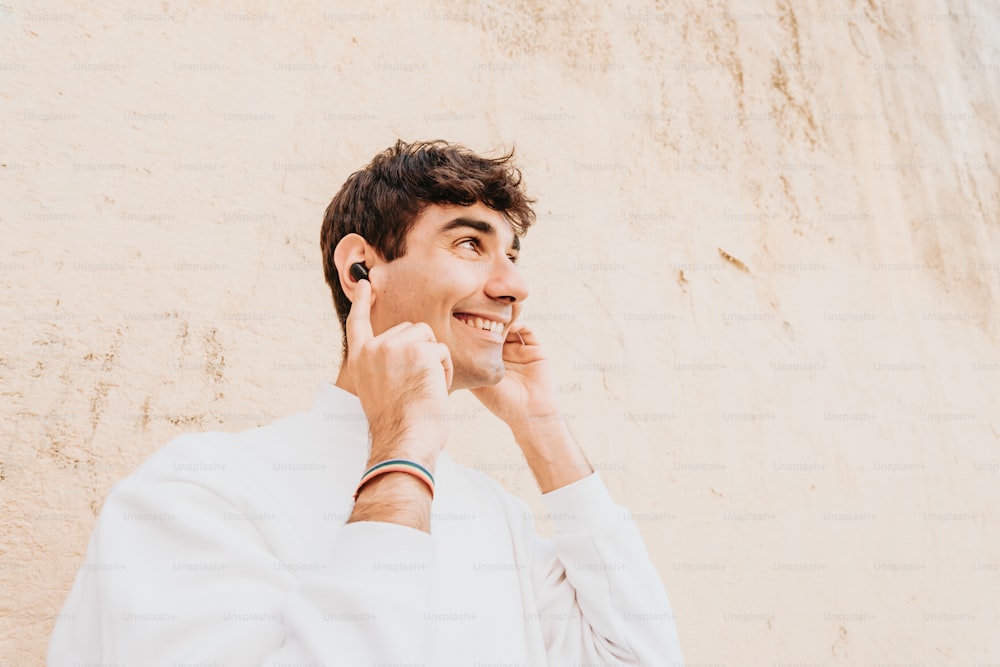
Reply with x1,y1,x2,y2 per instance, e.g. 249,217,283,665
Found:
47,437,438,666
515,472,685,666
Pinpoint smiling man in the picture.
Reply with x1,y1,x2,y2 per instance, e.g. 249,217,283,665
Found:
49,140,684,666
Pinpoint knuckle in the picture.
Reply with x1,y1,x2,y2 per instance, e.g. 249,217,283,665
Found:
412,322,433,336
383,336,410,354
354,339,375,359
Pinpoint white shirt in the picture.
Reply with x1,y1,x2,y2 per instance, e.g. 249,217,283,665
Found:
49,381,684,666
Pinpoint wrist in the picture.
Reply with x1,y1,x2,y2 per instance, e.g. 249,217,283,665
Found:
356,469,433,499
349,471,433,533
355,458,435,501
509,412,570,448
368,431,442,473
367,445,439,476
510,416,593,493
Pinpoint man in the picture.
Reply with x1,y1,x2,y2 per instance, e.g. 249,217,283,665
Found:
49,140,684,665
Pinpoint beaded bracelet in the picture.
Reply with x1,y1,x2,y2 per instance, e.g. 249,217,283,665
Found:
353,458,435,501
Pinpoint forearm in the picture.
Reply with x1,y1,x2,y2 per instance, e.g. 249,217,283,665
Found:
512,415,593,493
347,435,437,533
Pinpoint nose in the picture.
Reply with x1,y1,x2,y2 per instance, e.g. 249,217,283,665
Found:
485,255,529,305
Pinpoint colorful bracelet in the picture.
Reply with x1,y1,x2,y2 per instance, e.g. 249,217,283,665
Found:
353,458,435,501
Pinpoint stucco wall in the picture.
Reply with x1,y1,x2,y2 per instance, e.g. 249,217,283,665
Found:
2,1,999,664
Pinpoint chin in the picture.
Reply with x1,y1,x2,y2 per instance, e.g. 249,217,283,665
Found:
454,360,505,391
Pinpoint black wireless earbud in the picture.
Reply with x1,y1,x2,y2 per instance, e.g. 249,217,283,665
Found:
349,262,369,282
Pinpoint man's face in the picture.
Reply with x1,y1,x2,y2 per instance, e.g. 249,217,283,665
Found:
370,202,528,392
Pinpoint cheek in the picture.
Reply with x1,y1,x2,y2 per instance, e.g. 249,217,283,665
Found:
386,273,448,320
390,257,480,317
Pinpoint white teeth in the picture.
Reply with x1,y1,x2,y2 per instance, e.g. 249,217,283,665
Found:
456,314,503,335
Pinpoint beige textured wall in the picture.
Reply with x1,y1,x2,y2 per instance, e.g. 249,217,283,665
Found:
3,1,999,664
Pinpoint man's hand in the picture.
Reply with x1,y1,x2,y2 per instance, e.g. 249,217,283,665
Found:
469,323,559,435
346,277,453,531
470,323,593,492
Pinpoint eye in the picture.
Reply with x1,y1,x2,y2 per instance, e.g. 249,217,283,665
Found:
459,238,480,252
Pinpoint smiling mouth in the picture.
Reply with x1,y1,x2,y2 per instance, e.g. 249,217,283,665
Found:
453,313,505,340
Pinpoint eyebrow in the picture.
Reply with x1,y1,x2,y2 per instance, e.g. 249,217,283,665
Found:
439,217,521,253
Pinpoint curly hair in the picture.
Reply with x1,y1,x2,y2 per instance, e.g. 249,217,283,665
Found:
320,139,536,359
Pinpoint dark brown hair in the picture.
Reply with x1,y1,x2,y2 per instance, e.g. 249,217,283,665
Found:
320,139,536,358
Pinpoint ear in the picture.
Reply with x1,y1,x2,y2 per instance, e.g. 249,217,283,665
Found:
333,233,373,303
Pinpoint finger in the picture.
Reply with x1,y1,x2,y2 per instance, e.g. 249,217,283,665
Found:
377,321,438,344
383,326,451,389
345,277,374,354
374,321,414,341
506,323,537,345
437,342,453,390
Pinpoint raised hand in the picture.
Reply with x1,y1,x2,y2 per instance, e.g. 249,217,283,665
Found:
345,275,455,532
346,276,454,472
469,322,559,440
470,321,592,493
